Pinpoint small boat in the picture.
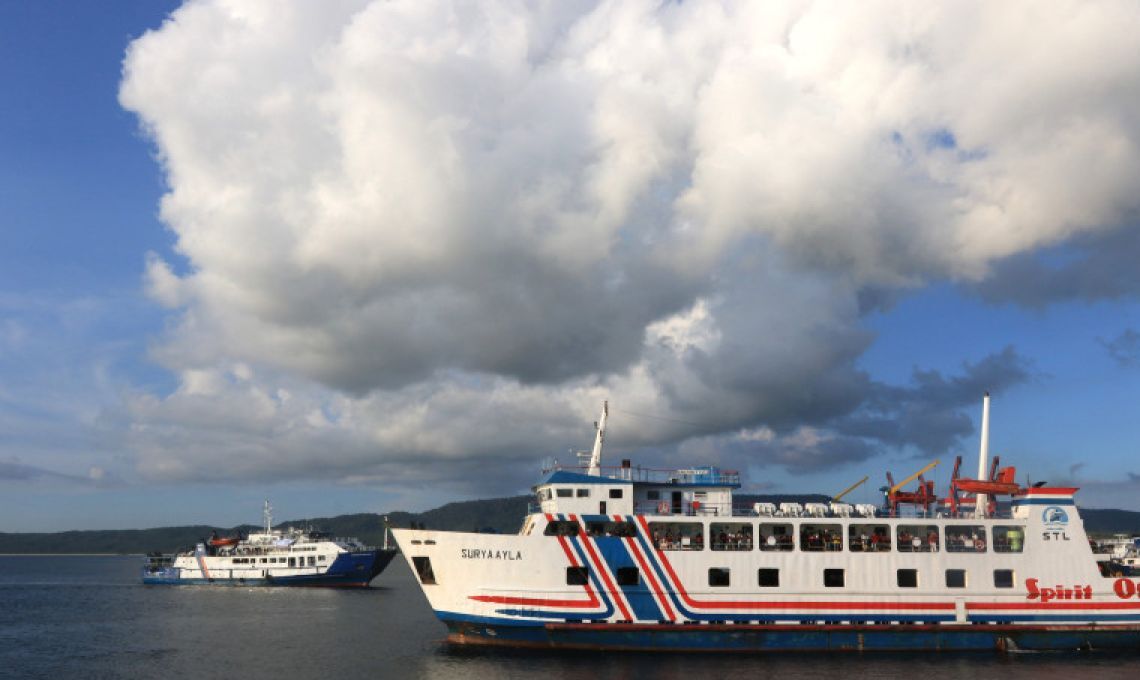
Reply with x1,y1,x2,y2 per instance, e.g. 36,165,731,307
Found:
394,396,1140,652
142,501,397,587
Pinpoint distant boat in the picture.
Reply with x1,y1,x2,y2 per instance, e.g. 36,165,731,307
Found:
395,397,1140,652
142,501,396,587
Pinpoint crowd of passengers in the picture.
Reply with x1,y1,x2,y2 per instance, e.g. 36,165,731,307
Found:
801,529,844,551
652,528,704,550
711,528,754,551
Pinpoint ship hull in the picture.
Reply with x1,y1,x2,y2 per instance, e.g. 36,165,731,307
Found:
441,618,1140,652
142,548,397,587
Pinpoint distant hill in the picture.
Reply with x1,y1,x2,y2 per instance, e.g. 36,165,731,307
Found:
0,496,532,555
1,495,1137,554
1080,508,1140,537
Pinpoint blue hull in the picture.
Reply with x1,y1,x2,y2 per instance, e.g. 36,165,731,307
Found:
142,549,397,587
442,620,1140,652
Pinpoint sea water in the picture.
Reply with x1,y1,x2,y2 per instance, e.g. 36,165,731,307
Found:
1,555,1138,679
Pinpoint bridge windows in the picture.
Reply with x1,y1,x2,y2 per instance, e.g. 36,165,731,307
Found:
758,523,794,552
758,568,780,587
609,488,624,499
945,569,967,588
648,522,704,551
897,525,939,552
576,488,590,497
710,522,753,551
897,569,918,588
992,526,1025,553
556,488,573,498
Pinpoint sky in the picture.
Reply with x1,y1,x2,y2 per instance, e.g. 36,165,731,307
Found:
3,0,1140,533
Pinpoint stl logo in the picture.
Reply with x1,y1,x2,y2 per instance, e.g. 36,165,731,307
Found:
1042,506,1069,526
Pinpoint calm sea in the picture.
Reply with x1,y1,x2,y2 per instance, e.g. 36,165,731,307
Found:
1,555,1138,679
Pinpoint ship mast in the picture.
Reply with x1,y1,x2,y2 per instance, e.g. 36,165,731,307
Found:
263,499,273,534
586,401,608,476
975,393,991,519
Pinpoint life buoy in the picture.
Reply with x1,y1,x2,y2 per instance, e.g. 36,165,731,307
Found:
657,501,670,514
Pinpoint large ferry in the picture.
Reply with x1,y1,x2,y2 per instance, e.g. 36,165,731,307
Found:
142,502,397,587
394,397,1140,651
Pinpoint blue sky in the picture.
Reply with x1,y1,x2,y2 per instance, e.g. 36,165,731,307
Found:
2,1,1140,532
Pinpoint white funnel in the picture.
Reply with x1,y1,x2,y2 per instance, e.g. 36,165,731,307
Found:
975,392,990,518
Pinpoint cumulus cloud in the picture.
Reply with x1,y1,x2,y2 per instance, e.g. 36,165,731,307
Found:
118,1,1140,491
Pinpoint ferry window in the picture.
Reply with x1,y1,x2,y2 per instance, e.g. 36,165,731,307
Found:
898,525,938,553
711,522,753,551
801,523,843,552
945,569,966,588
576,488,590,497
308,556,315,566
318,556,326,562
261,558,267,563
412,556,437,585
758,523,794,552
994,569,1014,589
849,524,891,552
566,566,589,585
993,526,1025,553
609,488,624,499
587,521,637,538
758,568,780,587
824,568,845,588
647,490,660,501
557,488,573,498
617,567,639,586
708,568,730,587
945,526,987,553
897,569,918,588
648,522,704,551
544,520,581,537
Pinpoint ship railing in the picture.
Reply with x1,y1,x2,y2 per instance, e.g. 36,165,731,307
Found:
633,500,742,516
542,463,741,487
630,501,1018,520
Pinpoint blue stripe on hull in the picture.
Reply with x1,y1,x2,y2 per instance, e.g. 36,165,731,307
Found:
441,619,1140,652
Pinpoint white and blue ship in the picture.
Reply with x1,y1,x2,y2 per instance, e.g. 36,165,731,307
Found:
395,397,1140,651
142,502,396,587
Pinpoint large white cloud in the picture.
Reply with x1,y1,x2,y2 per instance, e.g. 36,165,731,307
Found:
120,0,1140,492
